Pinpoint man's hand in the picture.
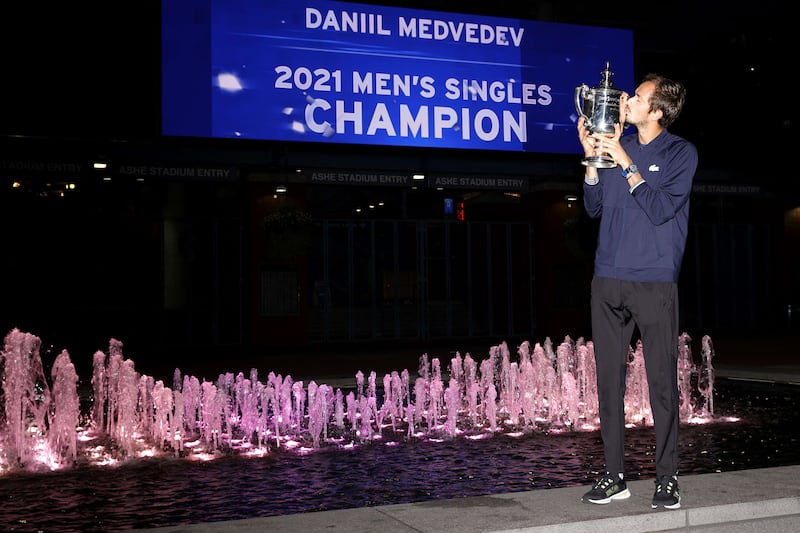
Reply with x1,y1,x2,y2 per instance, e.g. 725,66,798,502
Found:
590,123,632,169
577,116,595,158
618,92,629,126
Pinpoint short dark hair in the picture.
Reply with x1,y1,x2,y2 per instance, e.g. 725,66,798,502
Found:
643,73,686,128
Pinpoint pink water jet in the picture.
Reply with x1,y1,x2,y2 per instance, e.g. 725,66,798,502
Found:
0,327,715,473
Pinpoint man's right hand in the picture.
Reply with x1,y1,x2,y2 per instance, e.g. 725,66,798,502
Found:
577,116,595,158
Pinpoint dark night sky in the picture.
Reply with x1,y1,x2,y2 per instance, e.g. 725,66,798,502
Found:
1,1,792,166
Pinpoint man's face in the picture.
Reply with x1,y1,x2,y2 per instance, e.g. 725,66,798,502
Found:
625,80,656,124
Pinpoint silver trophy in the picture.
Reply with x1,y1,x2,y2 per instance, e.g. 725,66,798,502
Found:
575,62,624,168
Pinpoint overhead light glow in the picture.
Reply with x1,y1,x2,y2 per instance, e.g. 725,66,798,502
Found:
217,73,243,91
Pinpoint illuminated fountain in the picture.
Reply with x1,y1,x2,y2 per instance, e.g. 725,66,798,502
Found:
0,327,718,473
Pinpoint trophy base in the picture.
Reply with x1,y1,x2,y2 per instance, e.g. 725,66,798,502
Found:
581,156,617,169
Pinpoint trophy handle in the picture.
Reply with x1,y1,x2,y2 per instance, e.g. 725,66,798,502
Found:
574,84,591,120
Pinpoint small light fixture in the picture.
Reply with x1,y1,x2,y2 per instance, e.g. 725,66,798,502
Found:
413,174,425,180
275,185,287,194
565,193,578,208
93,161,108,170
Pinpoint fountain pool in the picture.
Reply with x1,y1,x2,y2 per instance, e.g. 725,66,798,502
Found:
1,329,798,532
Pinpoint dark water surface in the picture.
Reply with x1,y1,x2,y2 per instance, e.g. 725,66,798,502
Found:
0,378,798,532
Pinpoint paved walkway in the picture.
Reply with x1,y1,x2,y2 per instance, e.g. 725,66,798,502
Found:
130,334,800,533
132,465,800,532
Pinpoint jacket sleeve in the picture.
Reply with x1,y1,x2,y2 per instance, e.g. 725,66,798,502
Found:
630,140,698,226
583,179,603,218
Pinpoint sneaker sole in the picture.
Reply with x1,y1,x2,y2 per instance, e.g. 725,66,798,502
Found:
651,497,681,510
584,488,631,504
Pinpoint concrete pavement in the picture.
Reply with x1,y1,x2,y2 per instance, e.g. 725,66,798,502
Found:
131,464,800,533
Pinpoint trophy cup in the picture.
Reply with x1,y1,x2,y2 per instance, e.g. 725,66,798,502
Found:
575,62,624,168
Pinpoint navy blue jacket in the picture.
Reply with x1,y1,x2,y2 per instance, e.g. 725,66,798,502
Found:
583,129,698,283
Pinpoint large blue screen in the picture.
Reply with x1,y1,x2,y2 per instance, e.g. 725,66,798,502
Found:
162,0,633,154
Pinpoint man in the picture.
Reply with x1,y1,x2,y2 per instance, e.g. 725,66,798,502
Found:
577,73,698,510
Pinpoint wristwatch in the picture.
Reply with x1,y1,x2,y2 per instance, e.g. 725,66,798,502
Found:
622,164,638,178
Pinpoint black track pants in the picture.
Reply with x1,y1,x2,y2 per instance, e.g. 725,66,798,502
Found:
590,276,680,479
